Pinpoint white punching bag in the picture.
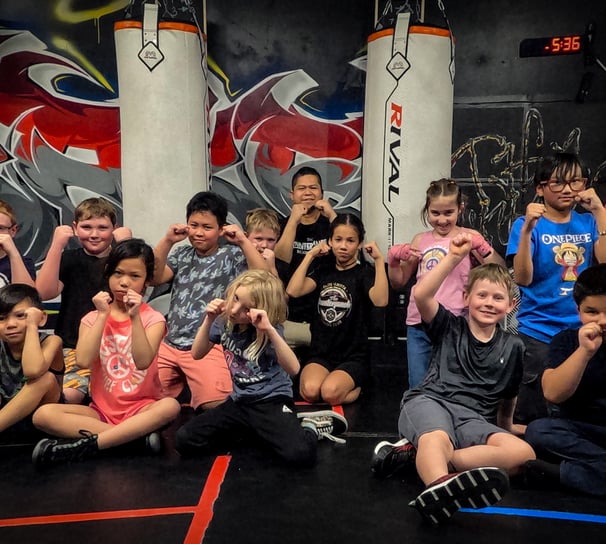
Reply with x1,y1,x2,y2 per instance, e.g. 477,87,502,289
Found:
362,12,454,251
115,3,209,245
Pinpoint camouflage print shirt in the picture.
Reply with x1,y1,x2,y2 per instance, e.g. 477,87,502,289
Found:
164,244,246,349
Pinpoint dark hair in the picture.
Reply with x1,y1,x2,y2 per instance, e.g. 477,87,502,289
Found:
329,213,365,242
573,264,606,306
534,152,587,187
186,192,228,226
421,178,463,227
0,284,44,314
291,166,323,190
103,238,155,284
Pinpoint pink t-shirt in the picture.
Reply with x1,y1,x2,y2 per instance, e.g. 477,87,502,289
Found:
406,229,472,325
83,303,166,425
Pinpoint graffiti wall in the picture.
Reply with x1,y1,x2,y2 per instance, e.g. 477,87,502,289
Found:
0,0,371,265
1,0,605,266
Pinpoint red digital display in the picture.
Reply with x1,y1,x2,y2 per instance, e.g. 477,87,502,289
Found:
519,35,584,58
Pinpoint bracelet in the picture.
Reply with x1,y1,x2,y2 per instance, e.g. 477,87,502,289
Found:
600,230,606,236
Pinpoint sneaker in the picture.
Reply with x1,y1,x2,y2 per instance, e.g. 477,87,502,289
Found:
371,438,416,478
32,430,99,469
413,467,509,524
145,432,162,454
298,410,348,444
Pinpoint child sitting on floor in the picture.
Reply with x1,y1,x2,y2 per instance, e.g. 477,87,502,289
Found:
31,239,180,467
371,232,535,524
176,269,347,466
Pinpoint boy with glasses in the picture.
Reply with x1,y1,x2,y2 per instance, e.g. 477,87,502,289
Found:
506,152,606,426
0,200,36,287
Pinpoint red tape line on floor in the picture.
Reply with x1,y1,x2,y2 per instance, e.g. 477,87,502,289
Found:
0,454,231,543
184,454,231,543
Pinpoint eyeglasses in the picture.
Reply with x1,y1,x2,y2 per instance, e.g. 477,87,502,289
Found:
541,178,587,193
0,225,14,233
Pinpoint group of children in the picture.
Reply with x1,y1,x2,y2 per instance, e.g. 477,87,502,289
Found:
0,153,604,524
372,151,606,523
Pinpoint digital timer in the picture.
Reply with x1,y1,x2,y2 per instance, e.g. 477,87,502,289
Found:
519,35,583,57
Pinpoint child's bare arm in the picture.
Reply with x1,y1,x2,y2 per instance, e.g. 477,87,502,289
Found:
222,224,267,270
0,235,35,287
151,224,188,285
414,233,472,324
21,308,60,378
249,309,300,376
75,291,112,368
192,298,224,359
285,242,327,298
387,234,422,290
512,203,545,286
274,205,307,263
125,289,165,370
365,241,389,307
36,225,74,299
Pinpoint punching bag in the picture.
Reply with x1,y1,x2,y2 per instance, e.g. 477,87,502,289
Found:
115,3,209,245
361,12,454,251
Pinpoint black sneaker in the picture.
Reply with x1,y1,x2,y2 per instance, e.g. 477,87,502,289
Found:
32,430,99,469
413,467,509,524
371,438,416,478
298,410,348,444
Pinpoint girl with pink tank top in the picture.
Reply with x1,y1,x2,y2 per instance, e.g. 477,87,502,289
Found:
387,179,505,388
31,239,181,468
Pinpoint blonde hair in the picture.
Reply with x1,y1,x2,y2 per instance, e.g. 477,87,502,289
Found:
222,269,287,361
74,197,117,225
466,263,515,301
0,200,17,226
245,208,280,236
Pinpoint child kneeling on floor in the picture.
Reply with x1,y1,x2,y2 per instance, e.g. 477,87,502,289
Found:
31,239,181,467
371,233,535,524
175,269,347,466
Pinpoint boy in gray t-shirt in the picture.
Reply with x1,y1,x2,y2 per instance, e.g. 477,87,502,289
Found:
152,192,266,411
371,233,535,524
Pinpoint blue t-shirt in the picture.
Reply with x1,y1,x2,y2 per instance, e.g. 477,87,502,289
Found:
165,245,246,349
209,318,292,402
507,211,598,343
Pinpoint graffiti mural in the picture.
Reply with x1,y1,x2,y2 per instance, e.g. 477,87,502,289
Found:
0,0,368,265
1,0,605,269
452,107,606,255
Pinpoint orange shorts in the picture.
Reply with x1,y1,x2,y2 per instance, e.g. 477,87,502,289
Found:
157,342,232,410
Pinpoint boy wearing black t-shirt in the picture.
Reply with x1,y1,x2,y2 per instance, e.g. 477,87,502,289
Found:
274,167,336,349
525,263,606,496
371,232,535,524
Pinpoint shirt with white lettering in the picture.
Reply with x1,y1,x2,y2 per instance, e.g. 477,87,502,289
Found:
507,210,598,342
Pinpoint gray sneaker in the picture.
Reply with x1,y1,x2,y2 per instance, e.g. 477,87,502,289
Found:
298,410,348,444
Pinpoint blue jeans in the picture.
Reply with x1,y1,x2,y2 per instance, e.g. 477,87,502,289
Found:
406,325,432,389
525,417,606,496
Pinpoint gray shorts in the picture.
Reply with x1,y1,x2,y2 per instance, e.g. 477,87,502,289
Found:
398,394,507,449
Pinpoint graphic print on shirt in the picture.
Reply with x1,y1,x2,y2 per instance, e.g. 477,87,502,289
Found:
221,332,264,385
553,242,585,283
318,281,352,327
100,333,146,394
419,245,448,274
